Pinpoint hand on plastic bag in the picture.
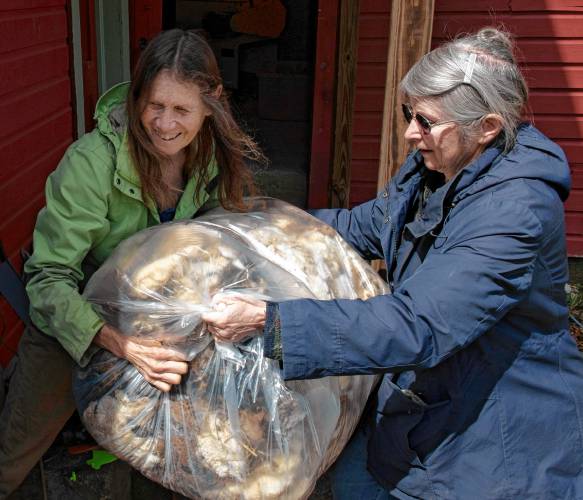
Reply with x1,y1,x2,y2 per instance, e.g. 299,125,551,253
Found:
95,324,189,392
202,293,267,343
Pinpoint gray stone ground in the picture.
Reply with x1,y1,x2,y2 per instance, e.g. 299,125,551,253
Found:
9,444,332,499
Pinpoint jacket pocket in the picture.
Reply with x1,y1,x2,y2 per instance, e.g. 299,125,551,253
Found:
407,398,452,463
375,378,451,467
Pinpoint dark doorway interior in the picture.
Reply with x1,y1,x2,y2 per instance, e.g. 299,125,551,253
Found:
166,0,318,208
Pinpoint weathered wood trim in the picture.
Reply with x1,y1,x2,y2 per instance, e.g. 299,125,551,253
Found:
377,0,435,190
308,0,340,209
330,0,360,208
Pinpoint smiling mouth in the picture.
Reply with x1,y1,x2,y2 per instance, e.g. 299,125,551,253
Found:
154,130,181,141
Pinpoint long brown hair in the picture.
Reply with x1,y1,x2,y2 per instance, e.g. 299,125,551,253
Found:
126,29,261,211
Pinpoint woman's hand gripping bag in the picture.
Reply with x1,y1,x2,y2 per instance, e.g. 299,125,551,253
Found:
73,198,389,499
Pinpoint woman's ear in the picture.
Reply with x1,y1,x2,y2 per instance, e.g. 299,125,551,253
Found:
478,114,503,145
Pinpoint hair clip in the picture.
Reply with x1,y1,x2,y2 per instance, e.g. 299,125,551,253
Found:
463,52,478,83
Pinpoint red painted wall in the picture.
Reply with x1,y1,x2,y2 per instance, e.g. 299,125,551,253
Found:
349,0,390,206
129,0,163,69
0,0,75,366
432,0,583,256
348,0,583,255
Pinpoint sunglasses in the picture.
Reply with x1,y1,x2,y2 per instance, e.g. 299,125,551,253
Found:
401,103,457,134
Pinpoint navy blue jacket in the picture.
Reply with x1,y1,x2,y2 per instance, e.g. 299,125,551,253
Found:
278,125,583,498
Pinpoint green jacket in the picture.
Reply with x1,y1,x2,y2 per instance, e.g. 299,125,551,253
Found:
25,82,219,365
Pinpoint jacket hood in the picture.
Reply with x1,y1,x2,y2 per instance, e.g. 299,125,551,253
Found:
454,124,571,202
93,81,130,151
92,82,143,188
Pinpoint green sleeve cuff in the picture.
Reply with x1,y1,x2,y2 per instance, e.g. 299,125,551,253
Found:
76,314,106,367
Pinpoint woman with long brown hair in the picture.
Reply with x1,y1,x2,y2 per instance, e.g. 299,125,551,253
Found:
0,29,260,497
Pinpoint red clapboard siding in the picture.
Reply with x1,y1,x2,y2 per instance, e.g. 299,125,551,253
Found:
529,92,583,114
359,0,390,13
348,2,389,206
511,0,583,12
0,110,72,186
558,141,583,164
359,15,390,39
533,117,583,140
0,10,67,53
0,78,71,137
434,15,583,39
351,159,382,180
0,0,64,10
356,63,388,88
0,44,69,97
350,181,378,206
566,213,583,234
0,316,22,368
352,136,382,160
571,166,583,189
526,66,583,90
565,190,583,212
353,111,385,135
0,144,69,222
518,41,583,64
431,0,510,11
0,0,73,366
354,88,385,112
357,39,390,63
2,207,39,259
568,237,583,256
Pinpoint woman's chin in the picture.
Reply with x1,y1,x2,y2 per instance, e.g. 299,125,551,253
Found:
153,142,184,160
423,159,437,170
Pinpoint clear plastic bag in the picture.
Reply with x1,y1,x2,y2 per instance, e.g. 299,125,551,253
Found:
73,198,389,499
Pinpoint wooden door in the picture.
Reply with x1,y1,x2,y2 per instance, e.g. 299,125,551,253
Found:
129,0,163,70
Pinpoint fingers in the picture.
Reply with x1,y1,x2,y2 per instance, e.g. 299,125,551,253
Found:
143,374,174,393
150,380,172,393
201,310,224,326
209,292,262,309
138,361,188,392
206,322,259,343
124,339,191,392
133,339,189,361
143,358,189,377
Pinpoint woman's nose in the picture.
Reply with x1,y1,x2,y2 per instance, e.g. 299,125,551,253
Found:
403,118,422,142
155,110,176,130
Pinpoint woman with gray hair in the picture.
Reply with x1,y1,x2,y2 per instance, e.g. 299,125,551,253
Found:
203,27,583,498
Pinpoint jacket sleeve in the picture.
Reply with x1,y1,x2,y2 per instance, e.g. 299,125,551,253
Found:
309,194,387,261
25,142,113,365
279,198,544,380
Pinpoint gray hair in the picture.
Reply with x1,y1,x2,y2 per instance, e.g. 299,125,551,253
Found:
400,27,528,152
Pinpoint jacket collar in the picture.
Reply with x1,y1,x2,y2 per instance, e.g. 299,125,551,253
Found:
93,82,143,198
392,123,570,240
403,145,503,239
